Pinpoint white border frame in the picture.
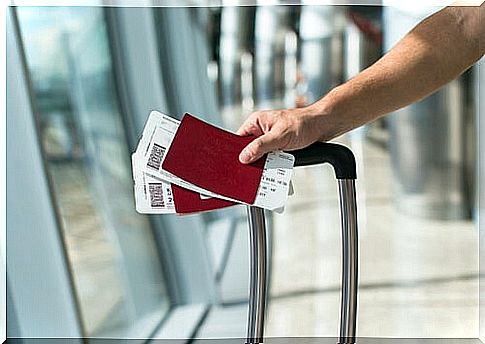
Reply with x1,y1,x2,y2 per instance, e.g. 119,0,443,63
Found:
2,1,483,343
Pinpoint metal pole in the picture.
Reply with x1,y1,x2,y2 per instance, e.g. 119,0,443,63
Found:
337,179,359,344
246,206,267,344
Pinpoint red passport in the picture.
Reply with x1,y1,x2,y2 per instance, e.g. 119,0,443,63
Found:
172,185,236,214
162,113,266,204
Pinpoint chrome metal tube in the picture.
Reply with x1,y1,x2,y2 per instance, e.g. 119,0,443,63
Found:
219,7,252,107
337,179,359,344
254,6,292,107
246,206,267,344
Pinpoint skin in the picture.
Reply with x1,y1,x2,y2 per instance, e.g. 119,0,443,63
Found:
238,2,485,164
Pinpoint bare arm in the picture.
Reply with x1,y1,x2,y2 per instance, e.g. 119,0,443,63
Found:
238,3,485,164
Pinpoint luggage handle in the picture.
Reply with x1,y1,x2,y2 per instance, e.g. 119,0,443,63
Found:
292,142,357,179
246,142,358,344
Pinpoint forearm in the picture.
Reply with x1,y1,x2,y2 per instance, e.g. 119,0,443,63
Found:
237,3,484,163
309,4,484,140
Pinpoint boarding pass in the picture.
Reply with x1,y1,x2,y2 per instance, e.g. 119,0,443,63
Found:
132,152,175,214
136,111,294,211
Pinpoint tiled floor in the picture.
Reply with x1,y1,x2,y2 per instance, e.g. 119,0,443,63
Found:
50,163,126,335
50,125,478,340
50,162,169,337
266,136,478,338
197,134,478,340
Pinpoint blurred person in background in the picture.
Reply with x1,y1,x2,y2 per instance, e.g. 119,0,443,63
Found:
238,2,484,164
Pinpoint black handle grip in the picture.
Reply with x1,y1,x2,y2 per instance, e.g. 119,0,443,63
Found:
289,142,357,180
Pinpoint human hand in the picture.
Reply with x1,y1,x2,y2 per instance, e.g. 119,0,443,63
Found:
237,106,323,164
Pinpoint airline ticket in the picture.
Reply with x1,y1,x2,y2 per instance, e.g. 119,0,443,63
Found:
135,111,294,211
132,153,176,214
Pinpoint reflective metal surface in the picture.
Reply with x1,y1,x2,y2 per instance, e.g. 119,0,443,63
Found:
254,6,292,107
299,6,345,103
338,179,359,344
247,206,267,344
384,7,475,220
219,7,253,107
246,179,359,344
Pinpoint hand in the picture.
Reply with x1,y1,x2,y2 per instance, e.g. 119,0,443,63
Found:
237,106,323,164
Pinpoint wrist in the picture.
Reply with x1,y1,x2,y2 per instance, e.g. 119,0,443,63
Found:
313,85,345,118
303,88,344,141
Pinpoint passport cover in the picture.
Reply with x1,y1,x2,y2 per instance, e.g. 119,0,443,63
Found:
172,185,236,214
162,113,265,204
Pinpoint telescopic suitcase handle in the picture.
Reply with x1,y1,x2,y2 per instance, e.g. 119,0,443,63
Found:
292,142,357,179
246,142,359,344
293,142,358,344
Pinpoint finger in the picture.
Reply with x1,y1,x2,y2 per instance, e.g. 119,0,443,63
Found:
236,113,264,136
236,122,262,137
239,132,282,164
236,123,260,136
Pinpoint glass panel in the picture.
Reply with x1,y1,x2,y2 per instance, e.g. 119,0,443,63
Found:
16,7,170,338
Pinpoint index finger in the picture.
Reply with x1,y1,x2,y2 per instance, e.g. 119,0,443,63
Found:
236,115,264,137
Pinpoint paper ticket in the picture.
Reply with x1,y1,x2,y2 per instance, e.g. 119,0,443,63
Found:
135,112,235,202
132,153,176,214
136,111,294,211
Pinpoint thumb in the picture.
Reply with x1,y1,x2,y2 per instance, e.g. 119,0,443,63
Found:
239,133,280,164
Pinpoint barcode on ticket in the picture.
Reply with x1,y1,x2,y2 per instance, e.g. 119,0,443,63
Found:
147,143,165,170
148,183,165,207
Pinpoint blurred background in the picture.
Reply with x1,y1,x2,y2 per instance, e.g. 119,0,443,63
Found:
7,2,480,341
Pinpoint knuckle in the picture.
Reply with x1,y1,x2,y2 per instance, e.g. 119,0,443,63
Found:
270,110,282,118
253,139,264,149
245,143,259,156
251,111,263,118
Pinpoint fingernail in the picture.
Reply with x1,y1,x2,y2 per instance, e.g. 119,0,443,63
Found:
239,150,251,163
